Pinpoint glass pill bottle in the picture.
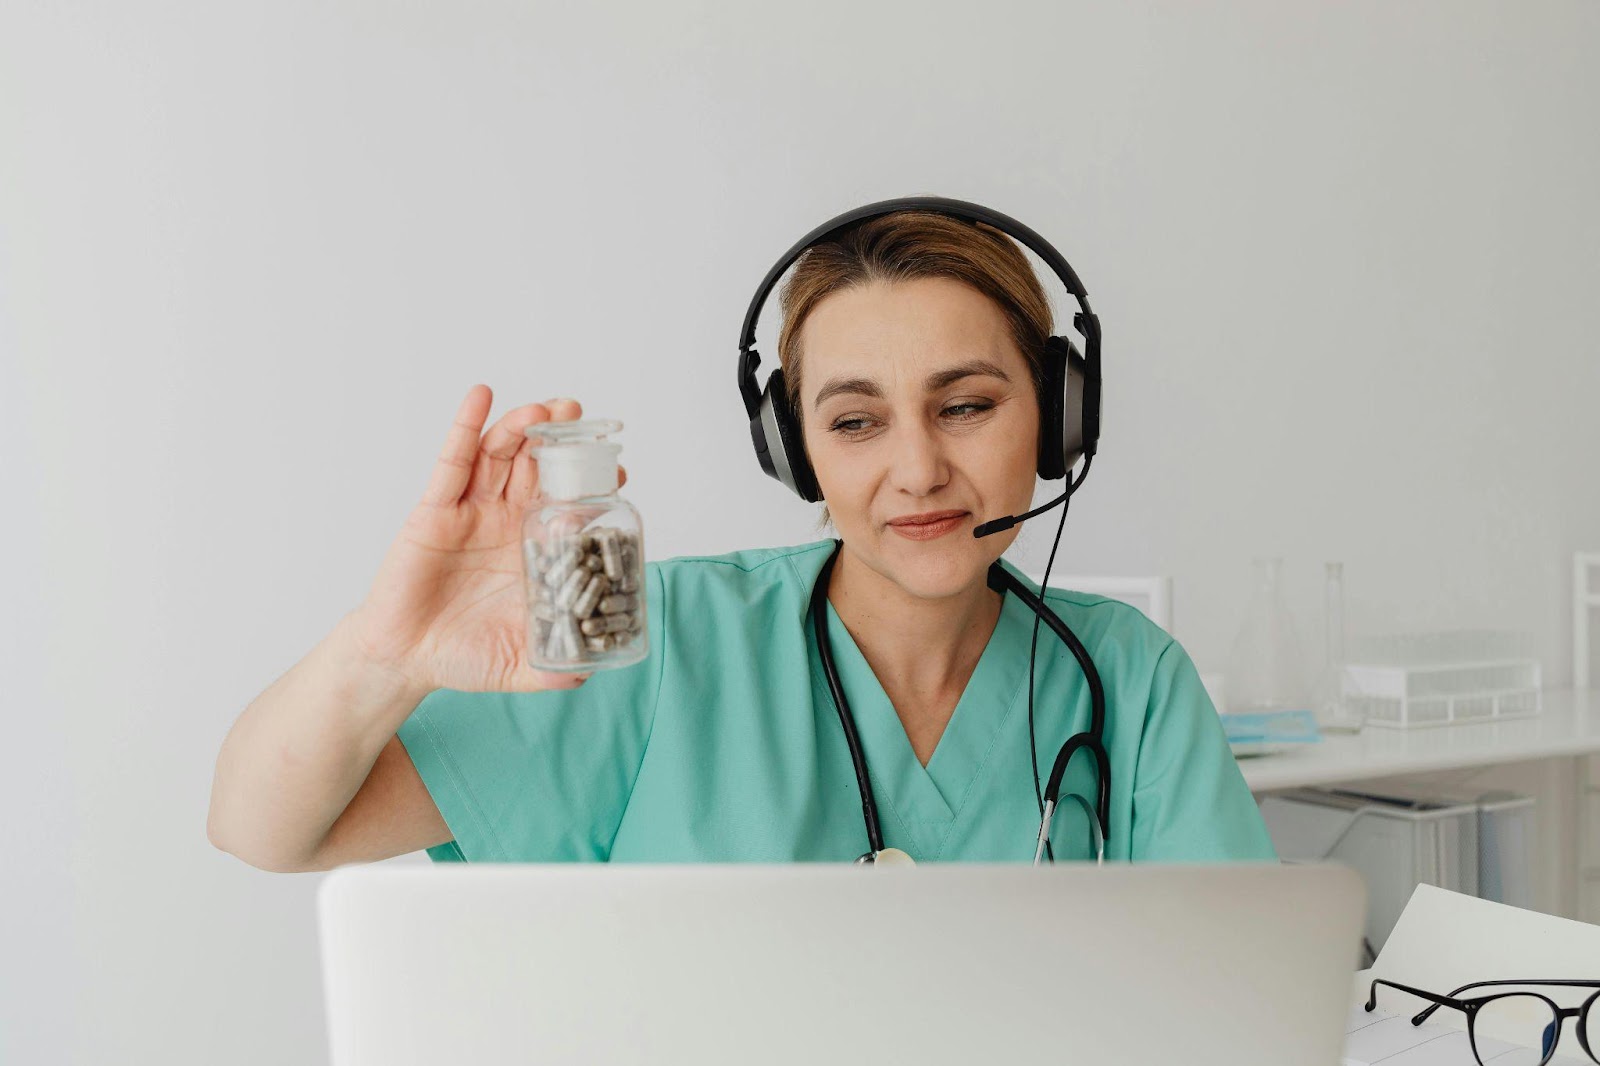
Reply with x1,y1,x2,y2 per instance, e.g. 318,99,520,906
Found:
521,418,647,673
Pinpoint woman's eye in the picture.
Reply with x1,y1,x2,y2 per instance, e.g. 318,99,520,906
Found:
828,403,993,435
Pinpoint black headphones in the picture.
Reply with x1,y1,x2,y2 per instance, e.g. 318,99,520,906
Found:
735,195,1112,863
736,195,1103,505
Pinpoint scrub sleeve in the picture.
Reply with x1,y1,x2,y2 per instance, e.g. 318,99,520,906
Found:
394,561,667,863
1129,637,1278,862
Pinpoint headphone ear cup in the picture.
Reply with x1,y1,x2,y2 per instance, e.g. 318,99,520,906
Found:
757,368,822,502
1060,339,1087,476
1038,336,1087,481
1036,337,1066,480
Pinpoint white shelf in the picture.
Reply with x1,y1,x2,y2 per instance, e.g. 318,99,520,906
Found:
1240,688,1600,792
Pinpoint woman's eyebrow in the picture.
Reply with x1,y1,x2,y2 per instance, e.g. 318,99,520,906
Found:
812,359,1012,406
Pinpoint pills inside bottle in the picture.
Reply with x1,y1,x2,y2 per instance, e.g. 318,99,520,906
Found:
521,419,647,673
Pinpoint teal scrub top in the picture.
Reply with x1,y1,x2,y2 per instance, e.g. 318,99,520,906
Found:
396,539,1277,864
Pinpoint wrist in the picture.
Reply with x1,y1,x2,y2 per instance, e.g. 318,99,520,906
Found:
331,610,435,709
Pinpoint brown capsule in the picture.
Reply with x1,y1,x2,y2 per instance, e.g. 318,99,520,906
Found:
554,566,589,610
572,573,611,618
532,600,566,622
554,615,582,659
542,622,565,661
598,592,638,615
598,530,623,580
578,612,631,636
542,546,582,588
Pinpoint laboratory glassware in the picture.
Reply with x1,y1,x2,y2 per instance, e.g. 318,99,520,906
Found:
521,418,647,673
1225,556,1309,714
1313,562,1365,732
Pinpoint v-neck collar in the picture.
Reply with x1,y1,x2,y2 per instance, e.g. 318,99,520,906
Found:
807,555,1038,860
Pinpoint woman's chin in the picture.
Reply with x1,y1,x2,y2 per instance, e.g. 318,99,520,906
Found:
877,539,990,598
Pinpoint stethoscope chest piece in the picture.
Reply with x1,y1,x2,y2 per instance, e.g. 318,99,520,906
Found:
857,847,916,866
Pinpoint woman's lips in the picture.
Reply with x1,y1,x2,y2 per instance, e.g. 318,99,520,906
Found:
887,512,969,540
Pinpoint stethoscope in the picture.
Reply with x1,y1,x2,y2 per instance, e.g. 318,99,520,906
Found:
809,538,1111,866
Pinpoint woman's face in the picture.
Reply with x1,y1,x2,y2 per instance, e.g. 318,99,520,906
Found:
798,275,1039,601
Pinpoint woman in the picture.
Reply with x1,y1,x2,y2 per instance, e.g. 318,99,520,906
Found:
206,209,1276,869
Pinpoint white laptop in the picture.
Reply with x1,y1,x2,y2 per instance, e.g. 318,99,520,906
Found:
318,862,1364,1066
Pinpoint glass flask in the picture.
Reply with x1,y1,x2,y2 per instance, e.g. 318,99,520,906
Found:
521,418,647,673
1312,561,1366,732
1225,556,1309,714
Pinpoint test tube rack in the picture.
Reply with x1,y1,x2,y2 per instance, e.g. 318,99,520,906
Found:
1341,657,1543,729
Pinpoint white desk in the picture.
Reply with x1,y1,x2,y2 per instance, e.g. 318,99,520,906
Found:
1238,688,1600,792
1238,688,1600,923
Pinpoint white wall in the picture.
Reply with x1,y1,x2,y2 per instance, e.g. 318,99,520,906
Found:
3,1,1597,1061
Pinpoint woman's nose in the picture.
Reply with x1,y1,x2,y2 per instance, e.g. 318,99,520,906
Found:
887,418,951,494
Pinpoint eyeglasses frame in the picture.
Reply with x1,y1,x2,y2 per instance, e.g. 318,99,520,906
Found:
1365,977,1600,1066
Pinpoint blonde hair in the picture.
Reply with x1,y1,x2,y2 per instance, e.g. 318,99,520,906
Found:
775,209,1054,530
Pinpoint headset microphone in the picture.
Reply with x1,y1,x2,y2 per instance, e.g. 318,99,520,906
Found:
972,485,1071,539
973,441,1097,538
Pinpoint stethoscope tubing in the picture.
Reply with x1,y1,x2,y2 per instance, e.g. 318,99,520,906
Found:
982,561,1110,829
810,540,1110,863
809,547,886,855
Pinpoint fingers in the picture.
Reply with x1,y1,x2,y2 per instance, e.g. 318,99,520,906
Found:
465,400,554,501
421,385,494,507
540,397,582,423
425,389,591,507
505,431,539,504
504,397,584,503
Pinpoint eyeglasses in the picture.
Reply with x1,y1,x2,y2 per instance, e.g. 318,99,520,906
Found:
1366,978,1600,1065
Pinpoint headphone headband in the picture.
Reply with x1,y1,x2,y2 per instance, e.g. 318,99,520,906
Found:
737,195,1100,422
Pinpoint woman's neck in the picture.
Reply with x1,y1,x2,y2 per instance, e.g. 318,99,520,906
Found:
825,543,1004,701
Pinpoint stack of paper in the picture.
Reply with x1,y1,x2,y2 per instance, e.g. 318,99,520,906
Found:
1341,884,1600,1064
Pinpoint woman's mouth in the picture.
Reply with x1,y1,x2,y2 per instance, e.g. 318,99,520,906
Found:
886,511,970,541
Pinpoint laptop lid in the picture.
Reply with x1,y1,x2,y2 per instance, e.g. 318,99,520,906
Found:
318,862,1363,1066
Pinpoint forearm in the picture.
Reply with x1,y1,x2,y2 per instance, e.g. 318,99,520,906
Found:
207,611,433,872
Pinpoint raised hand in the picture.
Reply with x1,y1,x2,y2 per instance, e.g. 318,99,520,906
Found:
344,384,627,693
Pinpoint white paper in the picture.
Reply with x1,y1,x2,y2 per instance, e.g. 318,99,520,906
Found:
1342,1004,1476,1066
1374,884,1600,989
1343,1002,1555,1065
1339,885,1600,1065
